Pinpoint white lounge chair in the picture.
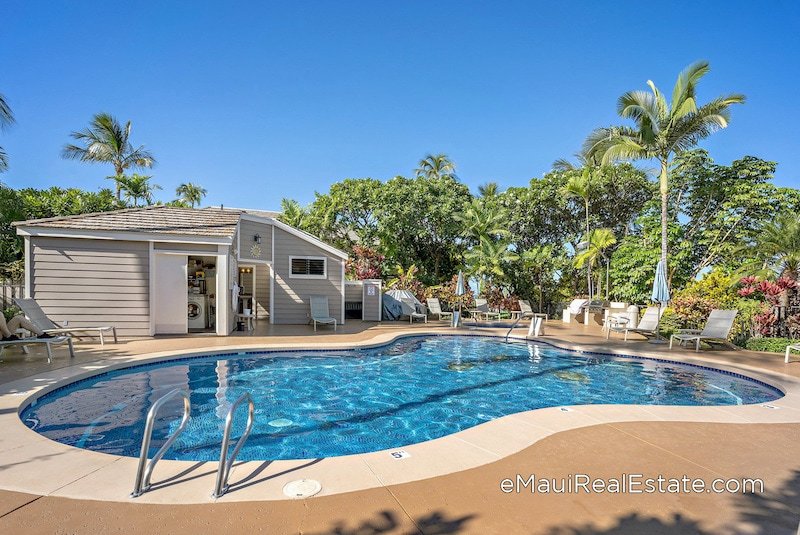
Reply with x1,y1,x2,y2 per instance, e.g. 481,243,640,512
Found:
608,306,666,340
309,296,337,331
670,309,738,351
468,299,501,321
785,343,800,363
14,298,117,345
401,298,427,324
426,298,452,321
0,335,74,363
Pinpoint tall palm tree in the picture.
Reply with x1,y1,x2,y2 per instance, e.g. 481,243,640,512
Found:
0,93,15,172
741,214,800,280
453,199,509,242
176,182,207,208
584,61,744,279
464,239,519,294
62,113,156,200
562,168,594,297
117,174,161,207
574,228,617,298
415,153,456,180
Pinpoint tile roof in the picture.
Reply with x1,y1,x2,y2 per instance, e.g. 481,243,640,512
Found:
14,205,243,238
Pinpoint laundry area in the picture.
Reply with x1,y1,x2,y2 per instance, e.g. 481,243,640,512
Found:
187,256,218,333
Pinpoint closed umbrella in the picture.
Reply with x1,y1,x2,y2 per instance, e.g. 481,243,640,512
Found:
453,271,465,328
649,260,670,344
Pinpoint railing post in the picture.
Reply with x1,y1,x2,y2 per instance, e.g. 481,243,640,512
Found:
212,392,255,498
131,389,191,498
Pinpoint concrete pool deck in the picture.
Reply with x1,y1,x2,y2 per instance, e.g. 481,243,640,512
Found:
1,320,799,533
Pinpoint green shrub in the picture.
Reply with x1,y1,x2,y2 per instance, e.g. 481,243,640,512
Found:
3,306,20,321
745,337,797,353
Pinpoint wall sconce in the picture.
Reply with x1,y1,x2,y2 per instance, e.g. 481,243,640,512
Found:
253,234,262,244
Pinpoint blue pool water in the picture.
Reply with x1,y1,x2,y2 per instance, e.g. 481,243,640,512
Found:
21,336,781,461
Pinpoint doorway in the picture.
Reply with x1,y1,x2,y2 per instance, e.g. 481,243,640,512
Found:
187,256,218,333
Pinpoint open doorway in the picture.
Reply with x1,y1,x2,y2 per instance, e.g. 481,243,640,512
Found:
237,265,256,318
187,256,218,333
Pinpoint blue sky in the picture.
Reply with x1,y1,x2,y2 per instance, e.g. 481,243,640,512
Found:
2,1,799,208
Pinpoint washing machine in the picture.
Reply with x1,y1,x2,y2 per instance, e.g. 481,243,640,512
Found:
187,295,208,329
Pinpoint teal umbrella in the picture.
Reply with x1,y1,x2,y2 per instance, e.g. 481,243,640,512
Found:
650,260,670,343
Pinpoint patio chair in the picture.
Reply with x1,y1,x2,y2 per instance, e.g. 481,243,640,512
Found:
426,298,452,321
309,295,337,331
401,298,428,324
0,335,74,364
518,299,535,318
14,298,117,345
608,306,666,340
669,309,738,351
468,299,501,321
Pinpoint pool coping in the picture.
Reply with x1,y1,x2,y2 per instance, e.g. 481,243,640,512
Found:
1,328,799,504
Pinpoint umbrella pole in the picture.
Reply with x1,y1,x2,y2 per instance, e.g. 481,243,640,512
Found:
649,302,667,344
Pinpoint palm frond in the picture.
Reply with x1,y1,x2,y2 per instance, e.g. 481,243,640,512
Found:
670,60,710,112
0,94,14,129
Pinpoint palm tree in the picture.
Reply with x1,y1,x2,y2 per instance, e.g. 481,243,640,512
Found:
279,198,309,229
574,228,617,299
62,113,156,200
584,61,744,279
562,168,594,297
478,182,500,197
0,93,15,172
454,199,509,242
415,154,456,180
464,239,519,294
176,182,207,208
741,215,800,280
387,264,420,290
117,174,161,207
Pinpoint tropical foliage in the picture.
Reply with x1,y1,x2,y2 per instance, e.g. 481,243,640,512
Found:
176,182,208,208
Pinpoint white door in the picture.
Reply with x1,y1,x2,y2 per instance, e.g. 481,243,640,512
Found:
154,254,188,334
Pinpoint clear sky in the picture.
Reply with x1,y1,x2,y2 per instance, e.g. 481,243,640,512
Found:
2,1,799,208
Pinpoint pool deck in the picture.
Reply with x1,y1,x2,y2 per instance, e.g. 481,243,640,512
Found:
1,319,799,533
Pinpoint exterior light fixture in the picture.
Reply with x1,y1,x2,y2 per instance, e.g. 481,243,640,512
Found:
254,234,262,244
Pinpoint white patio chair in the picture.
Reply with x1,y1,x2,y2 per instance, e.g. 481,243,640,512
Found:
309,296,337,331
14,298,117,345
669,309,738,351
425,298,452,321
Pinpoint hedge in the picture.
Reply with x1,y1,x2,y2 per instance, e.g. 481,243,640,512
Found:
745,337,797,354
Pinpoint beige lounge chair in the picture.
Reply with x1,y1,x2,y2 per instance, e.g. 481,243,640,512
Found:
608,306,666,340
14,298,117,345
518,300,535,318
669,309,738,351
468,299,501,321
401,298,427,324
426,298,452,321
0,335,74,363
309,296,337,331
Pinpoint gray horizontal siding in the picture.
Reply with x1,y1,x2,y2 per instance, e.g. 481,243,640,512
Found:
272,227,343,324
31,237,150,337
238,220,272,263
255,263,270,318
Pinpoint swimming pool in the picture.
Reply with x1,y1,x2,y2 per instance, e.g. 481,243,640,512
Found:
21,336,781,461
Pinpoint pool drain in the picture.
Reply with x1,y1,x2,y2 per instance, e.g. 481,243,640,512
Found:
268,418,293,427
283,479,322,498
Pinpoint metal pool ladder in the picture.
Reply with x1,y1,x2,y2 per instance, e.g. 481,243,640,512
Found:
131,388,191,498
505,315,525,342
212,392,255,498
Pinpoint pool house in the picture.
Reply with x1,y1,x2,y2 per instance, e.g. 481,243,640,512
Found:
14,205,350,337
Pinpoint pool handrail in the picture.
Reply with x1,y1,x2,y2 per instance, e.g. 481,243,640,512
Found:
212,392,255,498
131,388,191,498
